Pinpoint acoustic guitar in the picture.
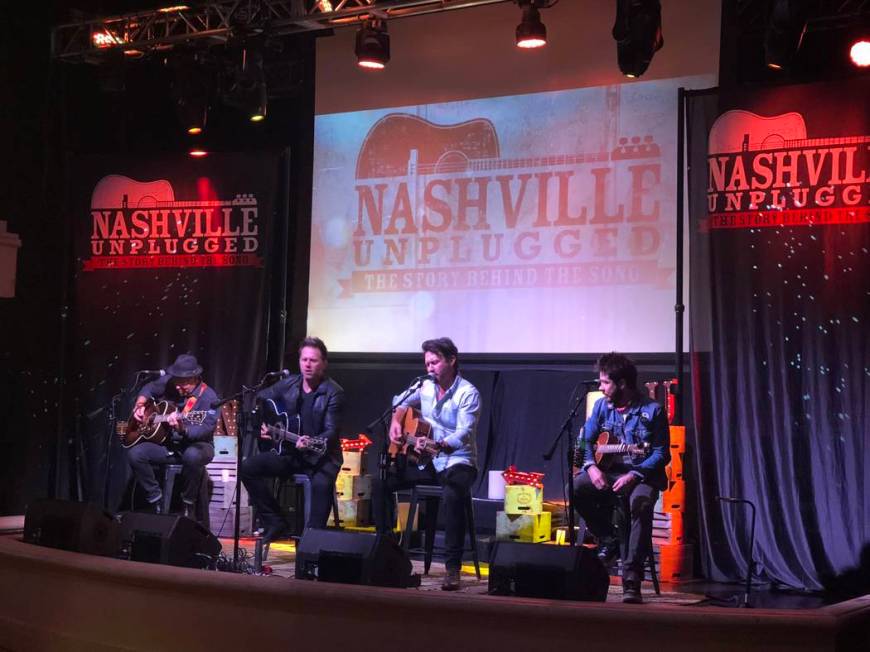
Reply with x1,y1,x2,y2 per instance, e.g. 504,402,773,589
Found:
388,406,438,466
119,400,208,449
260,398,329,465
574,431,650,471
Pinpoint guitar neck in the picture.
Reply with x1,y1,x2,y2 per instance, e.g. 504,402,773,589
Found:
266,425,301,443
152,411,203,425
597,444,644,454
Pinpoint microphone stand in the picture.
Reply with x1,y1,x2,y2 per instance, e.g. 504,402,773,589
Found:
212,374,285,570
543,383,589,546
99,372,150,511
365,378,426,533
695,496,758,608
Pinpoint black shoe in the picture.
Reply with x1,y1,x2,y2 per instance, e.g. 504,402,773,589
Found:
622,570,643,604
622,580,643,604
596,539,620,566
147,499,163,515
441,568,461,591
182,502,195,519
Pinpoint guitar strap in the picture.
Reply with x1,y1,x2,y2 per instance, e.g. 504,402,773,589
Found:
181,383,207,416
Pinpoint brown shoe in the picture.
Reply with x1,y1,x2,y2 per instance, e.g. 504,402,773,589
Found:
441,569,461,591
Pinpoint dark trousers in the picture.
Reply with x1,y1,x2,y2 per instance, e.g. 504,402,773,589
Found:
128,441,214,505
240,450,339,530
572,469,658,574
371,462,477,572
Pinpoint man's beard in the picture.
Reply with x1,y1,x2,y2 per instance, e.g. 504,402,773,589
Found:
610,387,628,407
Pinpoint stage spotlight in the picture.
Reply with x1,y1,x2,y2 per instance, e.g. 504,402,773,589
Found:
224,47,268,121
516,1,547,49
171,55,211,135
612,0,664,78
189,148,208,158
764,0,808,70
178,93,208,135
850,39,870,67
355,20,390,69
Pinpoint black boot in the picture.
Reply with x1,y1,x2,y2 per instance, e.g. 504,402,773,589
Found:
182,502,196,520
622,569,643,604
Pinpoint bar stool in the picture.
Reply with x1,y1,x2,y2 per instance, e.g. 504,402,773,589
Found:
261,474,342,563
131,459,184,513
401,485,481,579
288,473,341,530
161,462,185,514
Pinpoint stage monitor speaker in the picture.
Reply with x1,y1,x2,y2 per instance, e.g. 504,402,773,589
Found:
488,541,610,601
23,499,120,557
295,528,416,588
118,512,221,568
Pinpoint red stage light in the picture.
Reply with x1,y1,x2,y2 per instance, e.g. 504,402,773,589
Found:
187,126,203,135
850,40,870,67
189,148,208,158
92,31,119,48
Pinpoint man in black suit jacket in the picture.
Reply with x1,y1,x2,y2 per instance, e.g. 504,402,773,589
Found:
240,337,344,543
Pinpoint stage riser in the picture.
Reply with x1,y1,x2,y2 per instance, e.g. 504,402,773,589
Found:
1,536,866,652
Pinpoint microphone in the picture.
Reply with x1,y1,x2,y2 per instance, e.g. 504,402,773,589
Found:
578,378,600,385
137,369,165,377
412,373,434,385
263,369,291,380
716,496,743,504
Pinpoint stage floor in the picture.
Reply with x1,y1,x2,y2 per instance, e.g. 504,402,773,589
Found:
223,535,835,609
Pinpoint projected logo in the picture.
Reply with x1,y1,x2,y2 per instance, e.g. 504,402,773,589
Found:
83,175,263,271
342,113,671,296
706,110,870,230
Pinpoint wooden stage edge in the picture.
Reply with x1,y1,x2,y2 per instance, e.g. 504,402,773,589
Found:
1,535,868,652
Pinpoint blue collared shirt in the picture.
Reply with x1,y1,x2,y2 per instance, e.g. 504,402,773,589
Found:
578,395,670,489
395,374,480,472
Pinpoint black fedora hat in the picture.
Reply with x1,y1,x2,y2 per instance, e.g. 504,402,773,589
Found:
166,354,203,378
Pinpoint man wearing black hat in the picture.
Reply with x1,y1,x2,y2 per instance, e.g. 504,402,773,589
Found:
127,353,218,517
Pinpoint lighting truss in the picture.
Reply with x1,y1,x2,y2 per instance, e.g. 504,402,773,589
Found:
52,0,512,62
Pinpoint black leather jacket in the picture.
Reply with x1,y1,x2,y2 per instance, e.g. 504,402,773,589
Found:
256,374,345,466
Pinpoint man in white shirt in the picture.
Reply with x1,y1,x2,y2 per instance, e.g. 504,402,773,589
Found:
372,337,481,591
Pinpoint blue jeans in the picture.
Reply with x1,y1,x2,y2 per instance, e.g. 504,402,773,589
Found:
127,441,214,505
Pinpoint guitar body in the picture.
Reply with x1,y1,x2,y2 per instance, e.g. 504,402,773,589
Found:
592,431,650,472
261,399,328,465
120,400,174,449
388,407,434,466
120,400,208,449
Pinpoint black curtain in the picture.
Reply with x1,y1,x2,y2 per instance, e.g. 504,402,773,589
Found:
328,356,679,502
687,80,870,590
69,153,282,510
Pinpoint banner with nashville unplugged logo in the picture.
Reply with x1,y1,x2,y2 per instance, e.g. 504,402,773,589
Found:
688,79,869,588
71,152,280,507
310,75,714,354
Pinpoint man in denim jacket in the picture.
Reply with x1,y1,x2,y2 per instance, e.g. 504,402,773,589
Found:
572,352,670,603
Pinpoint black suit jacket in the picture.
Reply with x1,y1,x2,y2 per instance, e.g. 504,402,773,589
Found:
256,375,345,468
